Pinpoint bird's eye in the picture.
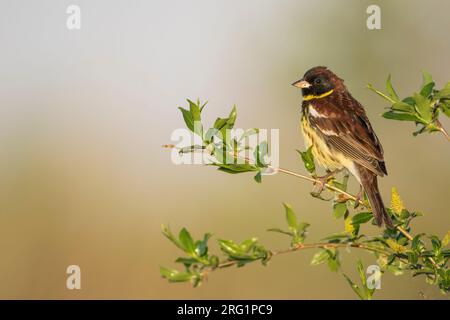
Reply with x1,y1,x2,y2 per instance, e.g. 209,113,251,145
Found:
314,78,322,84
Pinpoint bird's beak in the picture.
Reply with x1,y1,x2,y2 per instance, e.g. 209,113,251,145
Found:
292,79,311,88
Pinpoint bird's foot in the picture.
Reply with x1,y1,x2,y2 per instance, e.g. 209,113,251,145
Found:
354,185,363,209
313,170,340,194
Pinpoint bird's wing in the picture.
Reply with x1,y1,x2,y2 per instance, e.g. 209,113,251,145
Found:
308,99,387,176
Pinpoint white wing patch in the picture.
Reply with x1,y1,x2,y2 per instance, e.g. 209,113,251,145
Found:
320,129,338,136
308,105,338,136
308,105,327,118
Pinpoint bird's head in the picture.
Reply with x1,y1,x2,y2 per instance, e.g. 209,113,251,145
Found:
292,66,345,99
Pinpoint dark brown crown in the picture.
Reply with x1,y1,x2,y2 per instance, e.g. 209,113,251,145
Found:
303,66,346,91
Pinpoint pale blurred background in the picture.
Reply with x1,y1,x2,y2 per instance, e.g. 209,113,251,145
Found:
0,0,449,299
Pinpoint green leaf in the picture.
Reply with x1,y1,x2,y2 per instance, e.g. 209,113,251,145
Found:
239,128,259,141
382,111,420,122
333,202,348,219
175,257,198,267
402,96,415,106
240,238,258,252
413,93,432,122
267,228,293,236
412,269,434,277
283,203,298,232
398,237,408,246
352,212,373,225
179,228,196,255
357,260,367,288
254,171,262,183
297,147,315,173
430,235,442,253
412,211,424,218
420,82,435,98
407,252,418,264
218,238,265,262
218,239,241,256
343,274,365,300
356,260,376,299
331,180,346,191
386,75,400,102
278,202,308,244
436,82,450,99
187,99,201,122
310,249,330,266
297,222,310,235
411,233,425,251
213,117,228,131
178,107,194,132
195,233,212,257
322,232,350,242
199,100,208,112
254,141,268,167
421,250,436,257
209,255,219,268
212,106,238,145
399,209,410,220
160,267,193,282
213,106,237,133
228,105,237,128
161,225,185,251
327,257,340,272
441,100,450,117
215,163,258,174
422,70,433,86
391,102,414,113
204,128,219,143
160,266,176,278
327,250,340,272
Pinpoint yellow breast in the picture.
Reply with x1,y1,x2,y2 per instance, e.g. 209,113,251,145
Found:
300,115,345,171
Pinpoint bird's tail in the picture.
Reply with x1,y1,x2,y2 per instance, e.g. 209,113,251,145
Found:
356,165,394,229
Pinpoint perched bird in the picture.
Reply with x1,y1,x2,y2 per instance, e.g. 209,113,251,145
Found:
292,66,394,228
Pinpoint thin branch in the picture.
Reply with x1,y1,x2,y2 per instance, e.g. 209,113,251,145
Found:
271,242,391,256
435,119,450,142
203,241,399,278
274,167,358,203
440,127,450,142
163,144,415,241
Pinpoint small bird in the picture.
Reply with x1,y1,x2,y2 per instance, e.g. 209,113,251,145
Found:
292,66,394,228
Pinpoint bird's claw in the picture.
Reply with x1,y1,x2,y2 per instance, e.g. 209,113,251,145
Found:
312,173,334,194
354,185,363,209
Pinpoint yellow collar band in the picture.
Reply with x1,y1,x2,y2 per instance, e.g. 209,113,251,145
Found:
303,89,334,101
